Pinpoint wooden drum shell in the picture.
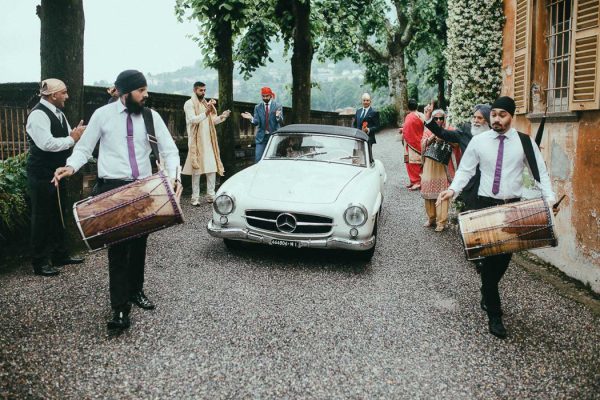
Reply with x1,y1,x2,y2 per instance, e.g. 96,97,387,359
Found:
458,198,558,260
73,171,184,251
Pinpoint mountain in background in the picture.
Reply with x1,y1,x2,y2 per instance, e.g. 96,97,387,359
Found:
94,45,436,112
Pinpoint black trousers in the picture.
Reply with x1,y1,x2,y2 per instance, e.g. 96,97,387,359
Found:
28,174,68,267
93,179,148,312
471,196,520,318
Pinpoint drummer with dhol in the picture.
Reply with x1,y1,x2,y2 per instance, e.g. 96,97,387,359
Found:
52,70,183,332
437,96,556,339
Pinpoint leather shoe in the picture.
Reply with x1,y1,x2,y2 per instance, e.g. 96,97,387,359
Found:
107,310,130,330
488,316,507,339
130,291,155,310
52,256,84,267
33,264,59,277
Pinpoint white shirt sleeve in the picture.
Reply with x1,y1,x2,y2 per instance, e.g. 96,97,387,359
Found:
448,138,480,195
26,110,74,152
184,100,208,125
528,138,556,203
212,114,225,125
153,110,181,179
66,110,103,172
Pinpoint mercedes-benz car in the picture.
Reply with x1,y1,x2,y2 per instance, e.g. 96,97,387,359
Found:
207,124,386,260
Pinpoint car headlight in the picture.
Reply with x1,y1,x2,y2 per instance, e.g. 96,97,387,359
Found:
214,194,235,215
344,204,367,227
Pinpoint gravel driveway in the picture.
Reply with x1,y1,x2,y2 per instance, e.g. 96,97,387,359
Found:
1,128,599,399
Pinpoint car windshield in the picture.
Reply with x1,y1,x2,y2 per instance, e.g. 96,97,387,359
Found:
264,133,367,167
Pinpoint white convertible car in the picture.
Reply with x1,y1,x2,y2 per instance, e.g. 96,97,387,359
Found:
207,124,387,260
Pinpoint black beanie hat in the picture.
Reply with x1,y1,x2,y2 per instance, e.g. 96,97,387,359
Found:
491,96,516,116
114,70,147,95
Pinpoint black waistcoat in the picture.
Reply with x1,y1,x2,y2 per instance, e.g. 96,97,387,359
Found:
27,102,71,179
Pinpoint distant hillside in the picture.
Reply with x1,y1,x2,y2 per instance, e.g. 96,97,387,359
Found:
95,45,436,112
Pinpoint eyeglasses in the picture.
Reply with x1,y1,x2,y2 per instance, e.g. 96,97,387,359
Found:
433,117,445,121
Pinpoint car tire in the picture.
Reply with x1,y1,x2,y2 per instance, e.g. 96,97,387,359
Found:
357,213,378,261
224,238,243,250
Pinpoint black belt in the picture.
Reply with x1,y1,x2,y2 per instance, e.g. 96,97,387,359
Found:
97,178,134,185
478,196,520,206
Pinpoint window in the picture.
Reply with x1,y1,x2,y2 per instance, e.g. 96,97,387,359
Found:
546,0,573,112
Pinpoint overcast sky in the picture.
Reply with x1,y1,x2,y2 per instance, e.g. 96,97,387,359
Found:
0,0,202,84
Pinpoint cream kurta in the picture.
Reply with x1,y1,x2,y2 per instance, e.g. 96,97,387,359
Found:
182,97,225,175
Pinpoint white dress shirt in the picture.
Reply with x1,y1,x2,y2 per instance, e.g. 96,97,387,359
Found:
449,128,555,203
26,98,74,152
66,100,180,180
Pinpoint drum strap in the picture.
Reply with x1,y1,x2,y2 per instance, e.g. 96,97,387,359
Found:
142,108,161,170
517,131,540,183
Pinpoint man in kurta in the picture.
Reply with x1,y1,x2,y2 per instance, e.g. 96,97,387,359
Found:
182,82,230,205
400,99,424,190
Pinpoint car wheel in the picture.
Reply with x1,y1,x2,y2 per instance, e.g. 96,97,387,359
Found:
357,213,378,261
224,238,243,250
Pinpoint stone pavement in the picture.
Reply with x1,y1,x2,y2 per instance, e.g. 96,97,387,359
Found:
1,129,599,399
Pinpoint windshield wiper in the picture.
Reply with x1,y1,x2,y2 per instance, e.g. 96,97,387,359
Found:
295,151,328,159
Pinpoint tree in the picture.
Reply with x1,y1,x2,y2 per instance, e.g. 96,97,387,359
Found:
274,0,313,123
319,0,437,125
406,0,448,108
37,0,85,125
445,0,504,123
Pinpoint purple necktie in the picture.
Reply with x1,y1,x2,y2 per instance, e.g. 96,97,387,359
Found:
126,112,140,179
491,135,506,195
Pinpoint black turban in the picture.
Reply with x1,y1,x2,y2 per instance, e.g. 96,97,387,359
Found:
491,96,516,116
114,70,147,95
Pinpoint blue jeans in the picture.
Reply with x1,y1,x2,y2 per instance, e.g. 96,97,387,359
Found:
255,142,267,163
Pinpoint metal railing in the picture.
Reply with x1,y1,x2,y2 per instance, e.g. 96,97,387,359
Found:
0,105,28,160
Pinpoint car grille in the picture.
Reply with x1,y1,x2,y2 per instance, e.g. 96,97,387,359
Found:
244,210,333,234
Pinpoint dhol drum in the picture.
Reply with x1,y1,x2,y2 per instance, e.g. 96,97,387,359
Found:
423,141,452,165
458,198,558,260
73,171,184,251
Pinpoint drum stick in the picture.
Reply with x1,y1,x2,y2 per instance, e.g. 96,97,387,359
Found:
553,194,566,209
56,182,66,229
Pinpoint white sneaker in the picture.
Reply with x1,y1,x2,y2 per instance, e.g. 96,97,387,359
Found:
205,195,215,203
191,198,200,206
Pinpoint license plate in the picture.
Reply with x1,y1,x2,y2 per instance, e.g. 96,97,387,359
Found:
270,239,300,248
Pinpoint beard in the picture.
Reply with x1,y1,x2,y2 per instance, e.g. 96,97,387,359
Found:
125,94,145,114
196,93,204,101
470,124,489,136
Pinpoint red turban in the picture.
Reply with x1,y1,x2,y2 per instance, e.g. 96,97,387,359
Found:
261,87,275,98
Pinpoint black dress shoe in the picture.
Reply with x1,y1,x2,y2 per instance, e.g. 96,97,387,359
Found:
52,256,84,267
107,310,130,330
33,264,59,277
488,316,507,339
130,291,155,310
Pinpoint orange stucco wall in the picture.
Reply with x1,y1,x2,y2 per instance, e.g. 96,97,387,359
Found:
502,0,600,290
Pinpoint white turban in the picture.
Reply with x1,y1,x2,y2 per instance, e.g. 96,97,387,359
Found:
40,79,66,96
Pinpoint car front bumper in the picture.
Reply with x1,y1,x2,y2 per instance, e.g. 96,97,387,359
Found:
207,220,375,251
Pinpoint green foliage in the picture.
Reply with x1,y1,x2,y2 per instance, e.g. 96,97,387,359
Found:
408,82,419,103
0,153,29,241
446,0,504,124
378,104,399,128
236,20,279,79
175,0,253,68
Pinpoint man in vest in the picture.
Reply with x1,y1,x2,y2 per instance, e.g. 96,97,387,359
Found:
25,78,85,277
